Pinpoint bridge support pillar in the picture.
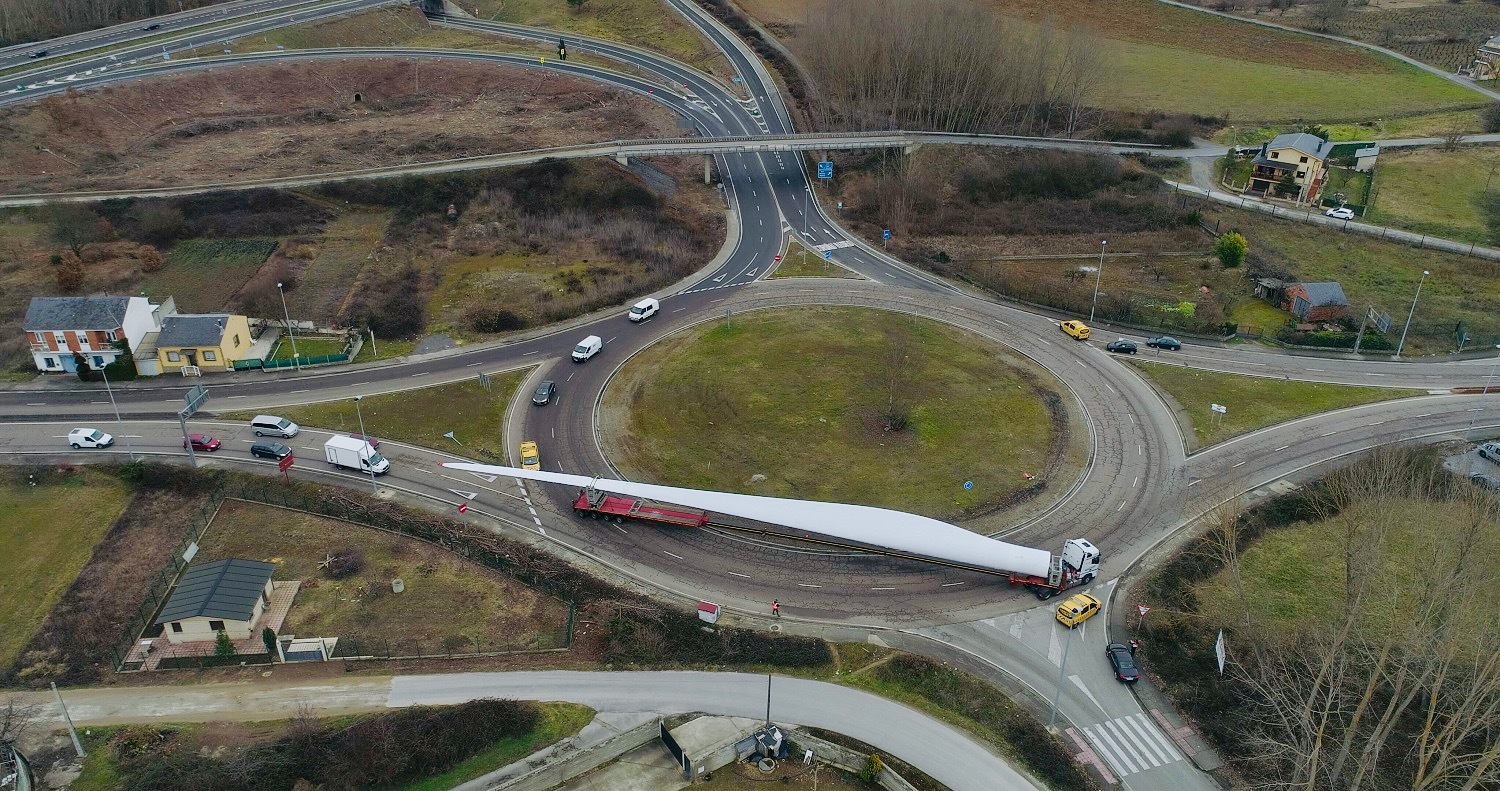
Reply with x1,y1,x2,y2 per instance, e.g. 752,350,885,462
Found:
615,153,630,167
704,155,713,184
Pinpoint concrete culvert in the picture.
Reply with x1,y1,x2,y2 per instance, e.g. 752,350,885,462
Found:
353,92,363,103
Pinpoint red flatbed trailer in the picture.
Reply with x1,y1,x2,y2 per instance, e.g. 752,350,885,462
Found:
572,487,709,527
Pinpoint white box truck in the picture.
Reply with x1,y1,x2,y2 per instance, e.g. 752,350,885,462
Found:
324,435,390,475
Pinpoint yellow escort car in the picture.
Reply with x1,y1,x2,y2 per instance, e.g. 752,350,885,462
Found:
519,441,541,471
1055,592,1102,628
1060,320,1091,340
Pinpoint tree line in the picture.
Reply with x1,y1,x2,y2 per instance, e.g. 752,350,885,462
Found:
1,0,231,47
797,0,1102,137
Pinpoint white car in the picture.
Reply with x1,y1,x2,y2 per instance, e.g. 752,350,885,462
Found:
1325,207,1355,220
68,428,114,449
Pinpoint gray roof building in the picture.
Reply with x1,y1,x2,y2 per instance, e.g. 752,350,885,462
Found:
157,314,231,348
1295,281,1349,307
1264,132,1334,161
155,558,275,624
23,296,131,331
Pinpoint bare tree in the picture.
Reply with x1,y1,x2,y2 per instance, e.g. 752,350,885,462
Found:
0,697,41,746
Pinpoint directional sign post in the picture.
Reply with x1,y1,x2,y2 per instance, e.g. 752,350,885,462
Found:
963,480,974,491
278,452,294,483
882,228,891,242
817,161,833,180
823,250,832,260
179,385,209,468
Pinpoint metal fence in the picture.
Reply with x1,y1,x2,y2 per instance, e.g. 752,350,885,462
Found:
111,491,227,671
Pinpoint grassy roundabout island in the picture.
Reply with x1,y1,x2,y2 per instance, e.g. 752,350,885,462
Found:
599,307,1084,524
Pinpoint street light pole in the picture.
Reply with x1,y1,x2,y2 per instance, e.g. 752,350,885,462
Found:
1089,240,1106,324
98,362,134,461
277,281,300,371
1466,345,1500,440
1395,269,1430,358
1047,624,1075,732
353,396,377,493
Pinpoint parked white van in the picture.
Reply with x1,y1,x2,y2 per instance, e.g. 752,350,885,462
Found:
250,414,301,438
572,335,603,362
628,298,659,322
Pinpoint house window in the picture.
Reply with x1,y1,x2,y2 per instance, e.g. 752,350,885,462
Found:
171,622,183,633
92,355,105,367
1270,151,1279,159
1296,171,1306,179
167,351,181,362
43,357,58,369
209,620,226,632
53,332,67,346
105,330,118,342
203,350,217,362
1299,156,1308,163
233,334,241,348
32,332,44,344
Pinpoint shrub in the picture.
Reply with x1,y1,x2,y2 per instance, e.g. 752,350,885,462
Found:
859,753,885,782
465,305,527,334
1215,231,1248,267
55,251,85,292
137,244,165,272
324,547,365,579
1484,102,1500,134
214,630,234,657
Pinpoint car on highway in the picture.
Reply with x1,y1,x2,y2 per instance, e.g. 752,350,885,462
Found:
250,442,292,461
29,49,49,59
1325,206,1356,220
1055,592,1101,628
1105,643,1140,682
628,298,659,322
1105,339,1138,354
350,433,381,450
1479,441,1500,462
1146,336,1181,350
532,380,557,406
183,433,221,452
142,22,162,30
67,427,114,449
250,414,300,438
1060,320,1090,340
572,335,603,362
519,441,541,471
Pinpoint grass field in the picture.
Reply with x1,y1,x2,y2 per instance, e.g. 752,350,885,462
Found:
473,0,730,78
396,703,594,791
196,500,570,653
770,238,858,278
0,469,132,669
223,369,527,461
1127,361,1422,447
1226,297,1294,335
270,335,347,361
1214,109,1485,144
141,238,278,312
285,209,391,322
1367,147,1500,245
602,307,1083,521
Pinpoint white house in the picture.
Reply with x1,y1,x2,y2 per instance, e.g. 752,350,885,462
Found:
155,558,276,645
22,295,160,374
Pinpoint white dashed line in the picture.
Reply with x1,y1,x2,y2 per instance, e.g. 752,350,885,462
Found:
1274,445,1289,451
1232,461,1246,468
940,582,965,587
871,586,895,591
664,551,684,560
727,571,751,578
466,361,482,366
1321,431,1338,437
1415,413,1431,417
797,582,823,588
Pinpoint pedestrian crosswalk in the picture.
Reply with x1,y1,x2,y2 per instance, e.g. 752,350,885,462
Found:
1082,713,1184,776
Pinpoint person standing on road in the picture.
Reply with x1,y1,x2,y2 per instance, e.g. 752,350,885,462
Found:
771,599,780,618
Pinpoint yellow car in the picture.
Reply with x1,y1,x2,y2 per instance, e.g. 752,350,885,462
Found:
519,441,541,471
1055,592,1102,628
1060,320,1091,340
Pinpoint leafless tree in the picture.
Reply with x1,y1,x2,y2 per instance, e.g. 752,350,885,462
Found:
1306,0,1350,33
0,697,41,746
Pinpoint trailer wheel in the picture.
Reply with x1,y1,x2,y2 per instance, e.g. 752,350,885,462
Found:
613,515,624,523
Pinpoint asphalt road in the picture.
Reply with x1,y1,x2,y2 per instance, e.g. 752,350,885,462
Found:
15,670,1039,791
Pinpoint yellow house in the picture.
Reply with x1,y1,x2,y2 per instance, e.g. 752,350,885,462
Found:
155,313,253,373
1247,132,1333,204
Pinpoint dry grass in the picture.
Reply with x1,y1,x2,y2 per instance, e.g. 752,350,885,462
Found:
195,500,571,653
0,57,682,192
281,208,392,322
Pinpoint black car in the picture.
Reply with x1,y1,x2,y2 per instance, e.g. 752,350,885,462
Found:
532,380,557,406
142,22,162,30
1105,339,1138,354
250,441,292,461
29,49,49,58
1146,336,1182,350
1106,643,1140,682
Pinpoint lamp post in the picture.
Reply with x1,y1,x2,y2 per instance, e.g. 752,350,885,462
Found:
1466,345,1500,440
1047,623,1075,732
100,305,134,461
1395,270,1430,358
353,396,377,493
276,281,300,371
1089,240,1106,324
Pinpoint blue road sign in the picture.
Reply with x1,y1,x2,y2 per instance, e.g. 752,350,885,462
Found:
824,250,832,260
964,480,974,491
817,161,833,179
883,228,891,240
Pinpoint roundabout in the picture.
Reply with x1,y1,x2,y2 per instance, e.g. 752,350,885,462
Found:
597,305,1087,527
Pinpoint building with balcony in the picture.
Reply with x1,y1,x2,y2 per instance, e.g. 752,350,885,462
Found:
1246,132,1333,204
22,295,160,373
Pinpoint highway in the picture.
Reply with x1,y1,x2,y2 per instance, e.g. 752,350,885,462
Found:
5,4,1500,789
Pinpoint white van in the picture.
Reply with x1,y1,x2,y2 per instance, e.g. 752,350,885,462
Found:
250,414,300,438
628,298,659,322
572,335,603,362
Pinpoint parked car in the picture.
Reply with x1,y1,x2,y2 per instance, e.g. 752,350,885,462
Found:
519,440,541,471
1060,320,1090,340
532,380,557,406
1325,206,1355,220
1055,592,1102,628
1106,339,1138,354
349,433,381,450
183,433,221,452
1146,336,1181,350
250,442,292,461
628,298,659,322
1479,441,1500,462
67,427,113,449
1105,643,1140,682
1471,472,1500,490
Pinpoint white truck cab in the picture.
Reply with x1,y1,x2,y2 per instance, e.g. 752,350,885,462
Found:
628,298,659,322
572,335,603,362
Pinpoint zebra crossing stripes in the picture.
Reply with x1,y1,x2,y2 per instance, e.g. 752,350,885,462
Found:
1083,713,1184,776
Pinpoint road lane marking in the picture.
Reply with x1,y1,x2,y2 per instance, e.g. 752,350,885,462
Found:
1232,461,1246,468
796,582,822,588
1415,413,1431,417
1117,501,1125,512
1321,431,1338,437
466,361,483,366
664,551,684,560
290,389,309,394
870,586,894,591
1274,445,1289,451
409,373,425,377
727,571,751,578
1132,476,1138,487
940,582,964,587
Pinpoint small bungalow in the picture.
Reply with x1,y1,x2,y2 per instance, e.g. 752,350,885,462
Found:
1283,281,1349,322
1353,145,1380,173
156,313,253,373
155,558,276,645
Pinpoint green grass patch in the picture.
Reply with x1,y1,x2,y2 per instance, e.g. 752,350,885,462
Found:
1321,167,1370,208
1367,147,1500,245
0,469,132,669
770,238,858,278
1128,361,1422,447
142,238,278,312
603,307,1082,521
270,335,347,361
354,336,418,362
1226,297,1293,334
475,0,729,78
392,703,594,791
222,369,528,461
197,499,570,653
1214,109,1485,144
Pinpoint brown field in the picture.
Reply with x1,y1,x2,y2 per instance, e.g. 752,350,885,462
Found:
0,57,681,193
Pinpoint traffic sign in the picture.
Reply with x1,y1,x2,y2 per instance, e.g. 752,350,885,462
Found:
963,480,973,491
278,453,294,473
1211,403,1228,414
824,250,832,260
817,161,833,179
882,229,891,240
773,255,782,262
182,383,208,417
457,502,469,514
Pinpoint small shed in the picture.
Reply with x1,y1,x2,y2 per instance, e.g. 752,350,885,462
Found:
1353,145,1380,173
1283,281,1349,322
155,558,275,644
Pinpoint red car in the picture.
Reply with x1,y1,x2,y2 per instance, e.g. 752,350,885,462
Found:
184,433,221,452
350,434,381,450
